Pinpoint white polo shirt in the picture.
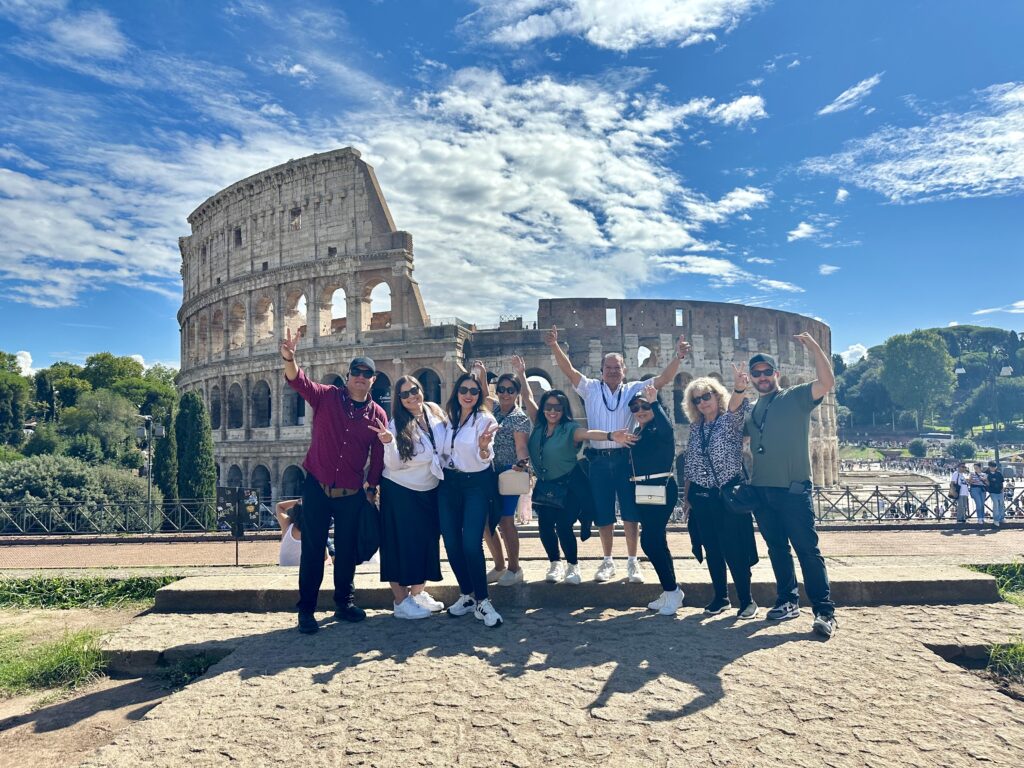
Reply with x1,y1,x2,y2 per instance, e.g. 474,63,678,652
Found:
574,375,647,450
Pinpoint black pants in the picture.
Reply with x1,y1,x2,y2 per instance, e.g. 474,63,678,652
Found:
297,473,363,613
537,505,578,564
689,484,753,606
637,478,679,591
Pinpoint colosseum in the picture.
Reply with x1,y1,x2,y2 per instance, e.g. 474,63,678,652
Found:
177,147,839,504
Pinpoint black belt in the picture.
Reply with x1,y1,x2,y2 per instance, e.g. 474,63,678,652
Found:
585,448,626,458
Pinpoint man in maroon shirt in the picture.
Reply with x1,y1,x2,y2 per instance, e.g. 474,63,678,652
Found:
281,328,386,634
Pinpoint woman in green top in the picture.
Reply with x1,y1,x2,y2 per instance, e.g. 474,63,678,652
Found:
513,356,634,584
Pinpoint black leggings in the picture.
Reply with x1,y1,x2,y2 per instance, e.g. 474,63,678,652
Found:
637,478,679,591
537,506,578,564
690,486,753,606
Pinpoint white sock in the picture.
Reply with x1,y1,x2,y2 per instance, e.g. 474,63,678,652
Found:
603,556,613,564
627,556,638,564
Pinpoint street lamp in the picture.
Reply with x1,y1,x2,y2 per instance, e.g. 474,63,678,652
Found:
954,354,1014,464
136,415,166,518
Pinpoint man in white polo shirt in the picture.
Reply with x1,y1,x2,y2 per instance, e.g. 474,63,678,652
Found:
546,326,691,582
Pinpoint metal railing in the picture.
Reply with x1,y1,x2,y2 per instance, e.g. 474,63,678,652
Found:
811,484,1023,523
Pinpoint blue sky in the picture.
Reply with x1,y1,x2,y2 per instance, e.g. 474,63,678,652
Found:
2,0,1023,375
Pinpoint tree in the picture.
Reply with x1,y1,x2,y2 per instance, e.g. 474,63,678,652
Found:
22,423,65,456
953,377,1024,433
947,440,977,461
59,390,138,459
111,376,176,419
0,351,21,374
67,434,103,463
0,370,30,447
154,405,178,504
831,353,846,376
880,331,955,430
81,352,144,391
175,391,216,502
907,439,927,458
143,363,178,388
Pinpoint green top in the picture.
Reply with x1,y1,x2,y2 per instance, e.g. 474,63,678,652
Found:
528,421,579,481
744,382,822,487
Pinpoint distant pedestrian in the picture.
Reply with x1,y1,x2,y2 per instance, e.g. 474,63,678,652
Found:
969,463,988,525
985,461,1005,528
949,463,970,523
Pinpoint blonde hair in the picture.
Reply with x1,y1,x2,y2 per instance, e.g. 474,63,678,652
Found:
682,377,730,424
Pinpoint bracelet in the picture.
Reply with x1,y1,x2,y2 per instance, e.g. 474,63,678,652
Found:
282,355,294,362
734,388,745,394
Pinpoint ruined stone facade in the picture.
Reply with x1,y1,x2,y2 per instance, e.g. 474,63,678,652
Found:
177,148,839,503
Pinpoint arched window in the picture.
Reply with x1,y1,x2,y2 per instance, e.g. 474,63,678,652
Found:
197,315,209,361
525,368,553,400
253,297,275,344
251,465,272,504
229,303,245,349
371,372,391,412
413,368,442,404
226,465,243,488
319,284,347,335
281,465,304,499
209,385,222,430
211,309,224,356
251,380,272,428
284,290,307,339
227,383,244,429
368,282,392,330
282,389,306,426
673,372,693,424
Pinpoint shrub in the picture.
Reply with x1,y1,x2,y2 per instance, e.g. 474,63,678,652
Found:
907,439,927,458
947,439,978,461
67,434,103,463
0,445,23,463
22,423,65,457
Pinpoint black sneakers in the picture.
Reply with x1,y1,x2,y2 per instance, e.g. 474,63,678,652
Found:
297,612,319,634
335,603,367,623
703,596,732,615
812,613,838,639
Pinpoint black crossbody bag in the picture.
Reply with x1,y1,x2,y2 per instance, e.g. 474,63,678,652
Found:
697,420,756,516
531,427,571,510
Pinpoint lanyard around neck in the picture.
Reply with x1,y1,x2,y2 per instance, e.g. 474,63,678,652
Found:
600,382,623,412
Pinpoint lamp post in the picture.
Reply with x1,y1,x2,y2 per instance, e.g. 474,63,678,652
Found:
52,388,60,423
955,352,1013,465
136,415,166,519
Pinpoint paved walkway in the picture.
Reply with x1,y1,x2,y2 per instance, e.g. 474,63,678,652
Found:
84,603,1024,767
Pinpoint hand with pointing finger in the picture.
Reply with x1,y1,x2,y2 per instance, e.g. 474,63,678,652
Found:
545,325,559,348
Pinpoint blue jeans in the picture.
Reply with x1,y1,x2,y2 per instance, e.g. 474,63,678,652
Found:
752,485,834,616
990,492,1005,525
970,487,986,524
586,450,640,525
439,468,494,601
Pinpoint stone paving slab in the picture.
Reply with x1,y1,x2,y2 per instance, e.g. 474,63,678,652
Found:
87,603,1024,768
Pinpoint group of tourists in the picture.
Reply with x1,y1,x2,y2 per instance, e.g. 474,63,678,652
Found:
949,461,1008,526
279,323,839,640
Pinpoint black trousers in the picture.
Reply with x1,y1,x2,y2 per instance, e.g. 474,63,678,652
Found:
297,473,363,613
537,505,578,564
637,478,679,591
689,484,754,606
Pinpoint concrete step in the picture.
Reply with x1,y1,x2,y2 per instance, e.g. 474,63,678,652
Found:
152,561,1000,613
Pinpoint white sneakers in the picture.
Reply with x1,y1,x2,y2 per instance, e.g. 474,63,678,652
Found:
545,561,566,583
474,598,503,627
594,559,616,582
657,588,684,616
496,568,525,587
394,596,432,620
647,592,667,611
563,564,582,585
626,559,645,583
412,591,444,613
486,567,507,585
447,594,477,616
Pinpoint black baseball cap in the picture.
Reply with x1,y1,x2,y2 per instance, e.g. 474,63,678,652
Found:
748,353,777,371
349,356,376,374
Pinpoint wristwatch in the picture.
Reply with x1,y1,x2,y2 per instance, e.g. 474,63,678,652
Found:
606,431,613,441
365,486,378,496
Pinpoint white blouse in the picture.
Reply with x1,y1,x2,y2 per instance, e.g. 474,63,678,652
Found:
439,410,498,473
382,411,447,492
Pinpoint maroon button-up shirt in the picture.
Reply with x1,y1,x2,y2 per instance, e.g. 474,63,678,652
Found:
286,368,386,490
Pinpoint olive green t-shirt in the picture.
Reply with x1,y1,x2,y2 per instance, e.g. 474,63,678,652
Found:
528,422,579,481
744,382,822,488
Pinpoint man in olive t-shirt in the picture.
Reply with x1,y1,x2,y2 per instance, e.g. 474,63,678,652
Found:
743,333,837,639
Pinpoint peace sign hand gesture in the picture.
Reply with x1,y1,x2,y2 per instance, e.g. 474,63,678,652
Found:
642,384,658,403
478,423,499,452
369,418,393,444
732,362,749,392
280,327,301,362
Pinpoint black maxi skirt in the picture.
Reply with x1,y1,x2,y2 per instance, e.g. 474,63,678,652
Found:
379,476,442,586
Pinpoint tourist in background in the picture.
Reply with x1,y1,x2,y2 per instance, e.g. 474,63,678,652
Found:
682,368,758,619
439,371,503,627
483,371,531,587
369,375,447,620
969,463,988,525
986,461,1006,528
275,499,334,567
546,325,691,583
950,462,970,523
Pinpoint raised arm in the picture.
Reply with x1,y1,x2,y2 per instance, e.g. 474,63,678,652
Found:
729,362,750,412
651,335,692,390
275,499,300,535
794,332,835,401
545,325,583,388
511,354,538,421
280,328,300,382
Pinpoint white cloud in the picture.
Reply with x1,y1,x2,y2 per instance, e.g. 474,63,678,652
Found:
469,0,769,52
706,94,767,127
684,185,769,224
834,187,849,203
273,59,316,86
787,221,818,241
817,72,883,116
840,343,867,365
46,9,129,59
653,254,803,293
818,264,840,275
746,256,773,264
805,82,1024,203
973,300,1024,315
948,321,959,327
15,350,35,376
787,58,800,69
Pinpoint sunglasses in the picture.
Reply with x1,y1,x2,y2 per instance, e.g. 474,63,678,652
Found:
495,385,517,395
458,386,481,396
629,402,653,413
750,367,775,378
543,404,563,412
691,392,714,405
349,368,374,378
397,385,421,400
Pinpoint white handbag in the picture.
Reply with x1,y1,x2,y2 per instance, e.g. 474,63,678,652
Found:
634,484,668,505
498,468,531,496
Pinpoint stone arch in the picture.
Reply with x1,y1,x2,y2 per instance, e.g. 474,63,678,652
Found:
525,367,553,399
319,283,347,335
795,377,806,385
779,375,791,388
251,379,272,428
211,308,224,356
209,385,222,430
282,465,304,498
707,372,724,384
226,464,243,488
282,388,306,426
197,315,209,361
637,338,660,368
283,288,307,339
321,373,344,387
253,296,275,344
251,464,272,503
228,302,245,349
227,383,244,429
811,447,823,487
187,321,197,363
371,371,392,412
673,372,693,423
413,368,442,404
368,281,392,330
214,463,221,485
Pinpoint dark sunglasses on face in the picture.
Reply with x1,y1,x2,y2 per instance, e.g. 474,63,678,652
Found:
543,404,563,413
458,386,481,396
397,385,421,399
750,367,775,378
495,385,517,394
629,402,653,413
349,368,374,378
691,392,714,405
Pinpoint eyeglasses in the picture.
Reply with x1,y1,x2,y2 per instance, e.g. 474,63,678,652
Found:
397,385,421,400
629,402,653,413
543,404,563,413
691,392,714,405
495,385,517,395
349,368,374,378
458,386,481,396
750,367,775,378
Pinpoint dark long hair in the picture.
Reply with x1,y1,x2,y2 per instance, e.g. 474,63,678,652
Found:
392,375,429,462
535,389,574,428
446,372,486,425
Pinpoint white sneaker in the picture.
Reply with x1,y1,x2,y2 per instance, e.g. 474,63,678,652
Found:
658,588,684,616
486,567,507,585
563,564,582,585
394,596,431,620
473,598,503,627
627,559,645,583
412,591,444,613
447,594,476,617
647,592,667,611
594,560,616,582
497,568,524,586
545,561,565,582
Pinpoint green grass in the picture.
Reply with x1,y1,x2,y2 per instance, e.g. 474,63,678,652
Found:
0,575,180,609
970,563,1024,608
158,653,222,690
838,446,884,461
988,641,1024,684
0,629,106,696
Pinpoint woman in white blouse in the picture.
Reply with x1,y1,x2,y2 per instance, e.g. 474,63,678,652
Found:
370,375,448,620
438,371,502,627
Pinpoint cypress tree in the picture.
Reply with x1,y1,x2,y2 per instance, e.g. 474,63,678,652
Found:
175,391,216,506
153,405,178,504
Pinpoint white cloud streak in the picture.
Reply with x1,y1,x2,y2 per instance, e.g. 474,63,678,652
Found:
839,343,867,365
653,254,803,293
973,300,1024,315
817,72,883,116
834,187,849,203
818,264,839,275
787,221,817,241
